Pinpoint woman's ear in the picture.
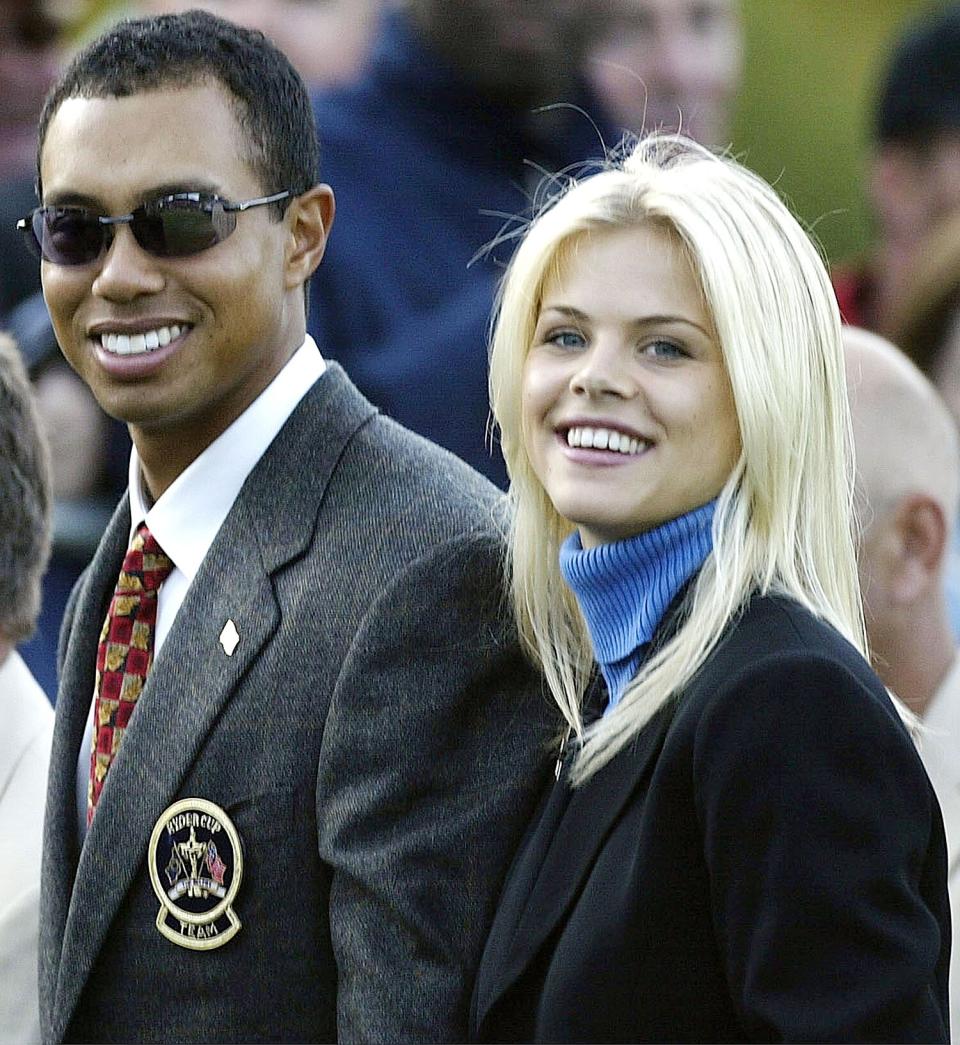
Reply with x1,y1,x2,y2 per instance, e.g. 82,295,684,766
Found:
284,184,335,290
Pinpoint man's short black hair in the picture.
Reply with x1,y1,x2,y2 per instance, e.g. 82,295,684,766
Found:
36,9,319,215
876,3,960,146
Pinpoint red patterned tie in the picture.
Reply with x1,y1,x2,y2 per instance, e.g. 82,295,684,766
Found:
87,523,174,825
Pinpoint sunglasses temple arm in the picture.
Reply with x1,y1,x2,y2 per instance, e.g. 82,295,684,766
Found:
227,190,291,213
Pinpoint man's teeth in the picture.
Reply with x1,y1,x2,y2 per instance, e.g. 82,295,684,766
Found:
100,324,187,355
566,426,645,455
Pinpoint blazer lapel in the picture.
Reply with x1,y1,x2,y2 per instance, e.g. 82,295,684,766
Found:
41,498,130,1039
50,365,377,1039
475,700,677,1031
52,505,281,1034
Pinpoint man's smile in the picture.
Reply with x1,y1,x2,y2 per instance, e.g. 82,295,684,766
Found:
96,324,192,356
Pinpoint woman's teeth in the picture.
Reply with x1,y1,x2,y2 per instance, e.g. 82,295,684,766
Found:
566,426,646,454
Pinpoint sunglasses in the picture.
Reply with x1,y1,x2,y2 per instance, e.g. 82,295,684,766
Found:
17,189,292,266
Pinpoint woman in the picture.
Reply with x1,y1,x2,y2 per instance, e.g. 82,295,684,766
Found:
470,134,951,1043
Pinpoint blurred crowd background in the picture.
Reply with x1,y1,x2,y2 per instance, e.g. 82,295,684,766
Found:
28,0,937,263
3,0,958,701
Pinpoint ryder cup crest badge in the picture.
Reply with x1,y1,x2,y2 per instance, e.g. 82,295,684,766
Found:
148,798,243,950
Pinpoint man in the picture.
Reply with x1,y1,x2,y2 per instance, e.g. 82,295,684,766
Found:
844,325,960,1038
835,3,960,335
587,0,742,150
141,0,381,86
0,334,54,1044
308,0,632,486
29,11,550,1042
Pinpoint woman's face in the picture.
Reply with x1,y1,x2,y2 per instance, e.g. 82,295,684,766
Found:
522,223,741,547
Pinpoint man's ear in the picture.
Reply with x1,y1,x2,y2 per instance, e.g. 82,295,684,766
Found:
889,494,948,604
284,184,335,289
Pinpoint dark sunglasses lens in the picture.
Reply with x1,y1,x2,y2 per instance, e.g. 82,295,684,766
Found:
137,199,226,257
34,208,106,265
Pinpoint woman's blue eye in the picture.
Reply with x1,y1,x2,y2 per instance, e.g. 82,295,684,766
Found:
548,330,586,349
646,339,685,359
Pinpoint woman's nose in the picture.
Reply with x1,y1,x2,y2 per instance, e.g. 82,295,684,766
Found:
569,341,633,398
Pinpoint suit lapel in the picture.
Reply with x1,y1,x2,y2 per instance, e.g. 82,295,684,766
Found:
41,498,130,1039
52,502,281,1033
50,365,377,1040
475,701,676,1031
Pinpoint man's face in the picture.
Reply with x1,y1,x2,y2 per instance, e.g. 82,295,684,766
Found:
871,133,960,247
588,0,742,147
869,132,960,326
39,81,300,461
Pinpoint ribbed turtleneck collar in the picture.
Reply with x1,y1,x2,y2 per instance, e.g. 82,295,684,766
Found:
559,501,715,707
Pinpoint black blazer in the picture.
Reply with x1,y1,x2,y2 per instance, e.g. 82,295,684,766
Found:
472,593,951,1043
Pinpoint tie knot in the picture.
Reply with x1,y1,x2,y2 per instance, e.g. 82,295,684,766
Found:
118,522,175,595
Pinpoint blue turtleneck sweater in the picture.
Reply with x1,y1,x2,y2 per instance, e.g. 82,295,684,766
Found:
559,502,716,713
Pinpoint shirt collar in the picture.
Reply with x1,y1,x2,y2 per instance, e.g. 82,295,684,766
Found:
128,336,325,581
924,650,960,734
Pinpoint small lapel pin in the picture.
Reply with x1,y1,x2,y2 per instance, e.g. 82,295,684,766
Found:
219,619,240,656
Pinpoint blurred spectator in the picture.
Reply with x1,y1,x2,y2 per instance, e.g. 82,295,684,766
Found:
0,0,60,320
6,267,128,699
880,206,960,643
138,0,383,86
835,3,960,334
307,0,628,486
0,332,53,1045
8,293,129,703
0,0,59,179
14,350,127,699
587,0,742,149
889,207,960,429
844,324,960,1041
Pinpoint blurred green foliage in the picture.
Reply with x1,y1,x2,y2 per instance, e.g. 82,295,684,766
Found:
734,0,947,267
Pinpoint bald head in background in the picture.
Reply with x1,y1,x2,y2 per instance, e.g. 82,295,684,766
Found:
844,325,959,715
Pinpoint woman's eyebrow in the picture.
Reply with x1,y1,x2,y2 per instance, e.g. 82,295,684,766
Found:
537,304,589,321
539,303,712,339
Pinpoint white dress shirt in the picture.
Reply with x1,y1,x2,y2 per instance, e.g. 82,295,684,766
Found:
919,652,960,1043
0,651,54,1044
75,338,325,837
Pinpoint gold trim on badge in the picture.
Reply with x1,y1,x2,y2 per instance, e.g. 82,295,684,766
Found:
148,797,243,951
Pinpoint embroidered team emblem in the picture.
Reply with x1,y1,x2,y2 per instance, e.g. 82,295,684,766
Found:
148,798,243,950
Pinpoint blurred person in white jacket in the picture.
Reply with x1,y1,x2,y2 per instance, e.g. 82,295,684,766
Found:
0,332,53,1045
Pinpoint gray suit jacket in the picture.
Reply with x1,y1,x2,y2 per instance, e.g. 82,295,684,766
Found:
40,365,553,1043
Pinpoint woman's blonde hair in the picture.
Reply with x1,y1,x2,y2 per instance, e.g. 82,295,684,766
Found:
490,134,868,783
